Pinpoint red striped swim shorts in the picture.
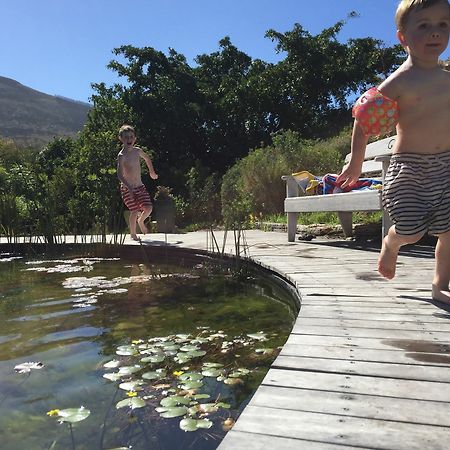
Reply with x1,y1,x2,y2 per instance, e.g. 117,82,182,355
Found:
120,184,152,212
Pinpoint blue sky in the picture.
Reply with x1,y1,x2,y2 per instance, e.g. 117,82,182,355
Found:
1,0,449,103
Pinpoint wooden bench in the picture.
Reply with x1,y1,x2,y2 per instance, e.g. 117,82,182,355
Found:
282,135,396,242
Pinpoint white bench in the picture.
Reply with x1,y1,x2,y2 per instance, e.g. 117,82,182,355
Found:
282,135,396,241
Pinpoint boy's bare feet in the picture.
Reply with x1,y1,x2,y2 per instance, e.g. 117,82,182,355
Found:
137,217,148,234
378,237,398,279
130,234,141,241
432,284,450,305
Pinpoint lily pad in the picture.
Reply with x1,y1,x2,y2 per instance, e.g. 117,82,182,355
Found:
142,370,166,380
202,368,222,377
180,418,213,432
159,406,188,418
57,407,90,423
178,372,203,382
103,360,121,369
116,397,146,410
118,365,141,375
116,345,137,356
140,355,165,364
119,380,144,391
180,380,203,390
160,396,191,407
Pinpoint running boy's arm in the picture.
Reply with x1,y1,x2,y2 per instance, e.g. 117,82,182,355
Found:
336,122,368,188
139,149,158,180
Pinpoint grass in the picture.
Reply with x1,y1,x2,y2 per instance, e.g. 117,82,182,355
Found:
263,211,382,226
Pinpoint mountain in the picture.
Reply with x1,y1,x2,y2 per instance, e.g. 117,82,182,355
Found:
0,76,91,146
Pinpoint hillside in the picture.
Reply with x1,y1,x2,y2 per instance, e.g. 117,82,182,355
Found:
0,76,91,146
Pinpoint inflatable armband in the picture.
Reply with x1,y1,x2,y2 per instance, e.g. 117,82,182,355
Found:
352,87,398,136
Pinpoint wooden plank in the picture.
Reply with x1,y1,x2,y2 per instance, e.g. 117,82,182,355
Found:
218,430,345,450
284,333,450,349
250,385,450,427
291,324,450,340
292,317,450,332
226,405,450,450
272,354,450,389
280,342,450,368
263,368,450,401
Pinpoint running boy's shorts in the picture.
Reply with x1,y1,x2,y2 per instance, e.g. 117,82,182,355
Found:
120,184,152,212
382,151,450,236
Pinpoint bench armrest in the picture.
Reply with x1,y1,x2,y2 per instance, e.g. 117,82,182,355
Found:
281,175,304,197
374,155,391,181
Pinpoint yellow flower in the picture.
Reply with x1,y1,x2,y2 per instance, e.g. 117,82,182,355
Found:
173,370,184,377
46,409,60,417
126,391,138,397
131,340,143,345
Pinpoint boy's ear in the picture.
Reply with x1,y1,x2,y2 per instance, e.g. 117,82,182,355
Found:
396,29,408,48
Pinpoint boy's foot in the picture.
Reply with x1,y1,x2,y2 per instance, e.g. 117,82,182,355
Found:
137,218,148,234
378,237,398,279
432,284,450,305
130,234,141,241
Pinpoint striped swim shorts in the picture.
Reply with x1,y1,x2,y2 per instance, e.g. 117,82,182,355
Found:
382,151,450,236
120,184,152,212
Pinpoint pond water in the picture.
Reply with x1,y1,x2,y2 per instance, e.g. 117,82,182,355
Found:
0,248,297,450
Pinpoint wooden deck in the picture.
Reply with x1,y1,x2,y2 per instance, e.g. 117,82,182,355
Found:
137,230,450,450
3,230,450,448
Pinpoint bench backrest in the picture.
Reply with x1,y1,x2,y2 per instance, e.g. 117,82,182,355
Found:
345,135,396,175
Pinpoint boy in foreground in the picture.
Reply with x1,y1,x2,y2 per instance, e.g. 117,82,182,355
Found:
337,0,450,303
117,125,158,241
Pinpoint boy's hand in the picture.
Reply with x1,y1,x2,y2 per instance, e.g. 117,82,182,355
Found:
336,163,361,189
150,172,158,180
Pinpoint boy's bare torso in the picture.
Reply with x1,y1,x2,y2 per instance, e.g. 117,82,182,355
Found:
380,63,450,154
118,147,143,188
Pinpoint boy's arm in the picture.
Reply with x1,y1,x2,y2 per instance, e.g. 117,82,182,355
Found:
139,149,158,180
336,120,368,188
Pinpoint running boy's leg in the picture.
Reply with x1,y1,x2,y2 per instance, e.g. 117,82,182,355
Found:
137,206,152,234
129,211,140,241
378,226,424,279
432,229,450,304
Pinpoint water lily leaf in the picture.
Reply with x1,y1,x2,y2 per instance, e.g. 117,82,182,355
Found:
14,361,44,373
202,368,222,377
160,406,188,418
103,360,121,369
140,355,165,364
103,372,121,382
224,377,243,385
196,418,213,429
192,393,210,400
216,402,231,409
142,369,166,380
57,407,90,423
118,365,141,375
179,418,198,432
180,380,203,390
179,345,200,352
197,403,218,413
247,332,268,341
119,380,144,391
116,397,146,410
116,345,137,356
178,372,203,381
255,348,274,355
160,396,190,407
202,362,223,368
185,350,206,358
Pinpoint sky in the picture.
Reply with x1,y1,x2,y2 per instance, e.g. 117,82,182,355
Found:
1,0,449,104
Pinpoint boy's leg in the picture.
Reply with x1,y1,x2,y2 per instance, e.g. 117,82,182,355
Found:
129,211,140,241
137,206,153,234
432,229,450,304
378,225,424,279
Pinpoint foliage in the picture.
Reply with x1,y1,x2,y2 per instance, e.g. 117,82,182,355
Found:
221,129,348,218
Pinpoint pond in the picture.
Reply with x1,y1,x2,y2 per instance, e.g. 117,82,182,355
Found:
0,246,297,450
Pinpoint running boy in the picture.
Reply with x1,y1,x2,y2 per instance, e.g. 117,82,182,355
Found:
337,0,450,303
117,125,158,241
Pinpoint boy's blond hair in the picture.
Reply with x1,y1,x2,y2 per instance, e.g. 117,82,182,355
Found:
396,0,450,31
119,124,135,137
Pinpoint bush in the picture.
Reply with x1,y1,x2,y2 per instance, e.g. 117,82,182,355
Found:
221,129,349,218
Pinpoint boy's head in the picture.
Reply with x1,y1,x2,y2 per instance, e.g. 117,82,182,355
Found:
395,0,450,59
396,0,450,32
119,124,136,146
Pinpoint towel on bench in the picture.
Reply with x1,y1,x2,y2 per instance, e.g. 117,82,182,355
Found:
292,171,382,195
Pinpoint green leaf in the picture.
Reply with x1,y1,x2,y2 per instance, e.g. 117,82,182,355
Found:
160,395,191,407
57,407,90,423
160,406,188,418
116,397,146,410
